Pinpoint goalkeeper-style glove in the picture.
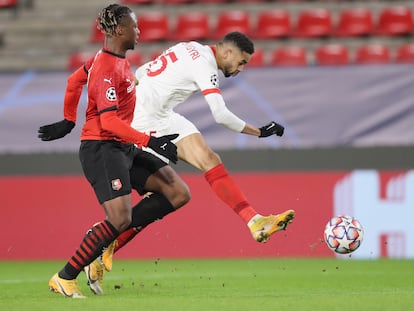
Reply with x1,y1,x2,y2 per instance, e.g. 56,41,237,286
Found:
147,134,179,164
38,119,75,141
259,121,284,138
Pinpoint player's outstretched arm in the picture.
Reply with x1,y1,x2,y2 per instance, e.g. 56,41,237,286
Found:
205,93,284,138
204,93,245,132
38,63,90,141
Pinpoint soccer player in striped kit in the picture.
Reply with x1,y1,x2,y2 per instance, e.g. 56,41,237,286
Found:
40,4,190,298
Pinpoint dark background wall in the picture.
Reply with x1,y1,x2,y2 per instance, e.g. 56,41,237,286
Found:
1,146,413,175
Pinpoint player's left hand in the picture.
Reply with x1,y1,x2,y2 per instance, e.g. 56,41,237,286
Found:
38,119,75,141
147,134,179,164
259,121,284,138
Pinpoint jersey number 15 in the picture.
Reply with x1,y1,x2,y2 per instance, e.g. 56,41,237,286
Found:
147,51,178,77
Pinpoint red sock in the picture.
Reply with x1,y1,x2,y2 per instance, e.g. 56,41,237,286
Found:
114,227,140,254
204,164,257,224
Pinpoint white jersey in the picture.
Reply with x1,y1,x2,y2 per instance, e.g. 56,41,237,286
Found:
131,41,245,140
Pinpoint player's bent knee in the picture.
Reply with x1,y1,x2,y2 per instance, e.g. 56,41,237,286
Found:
108,215,132,232
170,183,191,210
177,185,191,209
200,151,222,172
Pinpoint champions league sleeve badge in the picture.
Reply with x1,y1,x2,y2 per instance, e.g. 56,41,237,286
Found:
210,74,219,88
106,87,117,101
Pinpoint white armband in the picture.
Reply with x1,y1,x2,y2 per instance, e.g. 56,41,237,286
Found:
204,92,246,132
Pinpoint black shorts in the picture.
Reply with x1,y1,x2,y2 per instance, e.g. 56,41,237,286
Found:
79,140,168,204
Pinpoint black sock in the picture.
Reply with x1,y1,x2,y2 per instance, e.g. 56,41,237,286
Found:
130,193,175,230
59,220,119,280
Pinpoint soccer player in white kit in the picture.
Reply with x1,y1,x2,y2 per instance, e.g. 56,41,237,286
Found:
95,32,295,285
130,32,294,243
62,32,295,294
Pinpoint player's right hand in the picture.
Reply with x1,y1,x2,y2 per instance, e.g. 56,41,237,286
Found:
38,119,75,141
147,134,179,164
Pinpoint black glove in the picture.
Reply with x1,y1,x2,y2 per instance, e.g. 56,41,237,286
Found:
259,121,284,138
147,134,179,164
38,119,75,141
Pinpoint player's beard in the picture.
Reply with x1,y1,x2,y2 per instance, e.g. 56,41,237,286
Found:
224,70,238,78
222,66,232,78
126,42,135,51
222,64,239,78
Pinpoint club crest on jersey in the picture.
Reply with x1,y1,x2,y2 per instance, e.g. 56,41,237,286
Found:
106,87,117,101
111,178,122,191
210,74,219,88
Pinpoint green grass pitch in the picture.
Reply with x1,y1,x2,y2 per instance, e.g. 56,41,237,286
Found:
0,258,413,311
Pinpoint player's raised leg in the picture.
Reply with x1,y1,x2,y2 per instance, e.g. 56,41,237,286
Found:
177,133,295,243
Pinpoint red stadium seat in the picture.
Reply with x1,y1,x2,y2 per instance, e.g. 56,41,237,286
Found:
197,0,229,3
126,51,143,67
237,0,265,3
170,12,210,41
315,44,349,65
395,44,414,63
294,9,333,38
355,44,391,64
90,20,105,44
252,10,291,39
247,48,265,67
146,50,162,63
212,11,251,40
67,51,95,72
270,46,307,67
377,6,414,36
161,0,193,4
138,12,169,42
335,7,374,37
0,0,18,18
0,0,17,8
120,0,155,4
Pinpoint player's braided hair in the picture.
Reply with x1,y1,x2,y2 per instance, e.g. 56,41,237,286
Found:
222,32,254,55
97,4,133,36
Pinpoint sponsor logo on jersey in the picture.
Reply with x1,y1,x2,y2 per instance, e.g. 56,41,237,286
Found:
126,78,135,93
106,87,117,101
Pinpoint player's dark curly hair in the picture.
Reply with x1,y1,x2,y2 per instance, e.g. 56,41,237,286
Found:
222,32,254,55
97,4,133,36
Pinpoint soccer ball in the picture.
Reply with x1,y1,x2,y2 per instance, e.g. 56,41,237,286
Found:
324,215,364,254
